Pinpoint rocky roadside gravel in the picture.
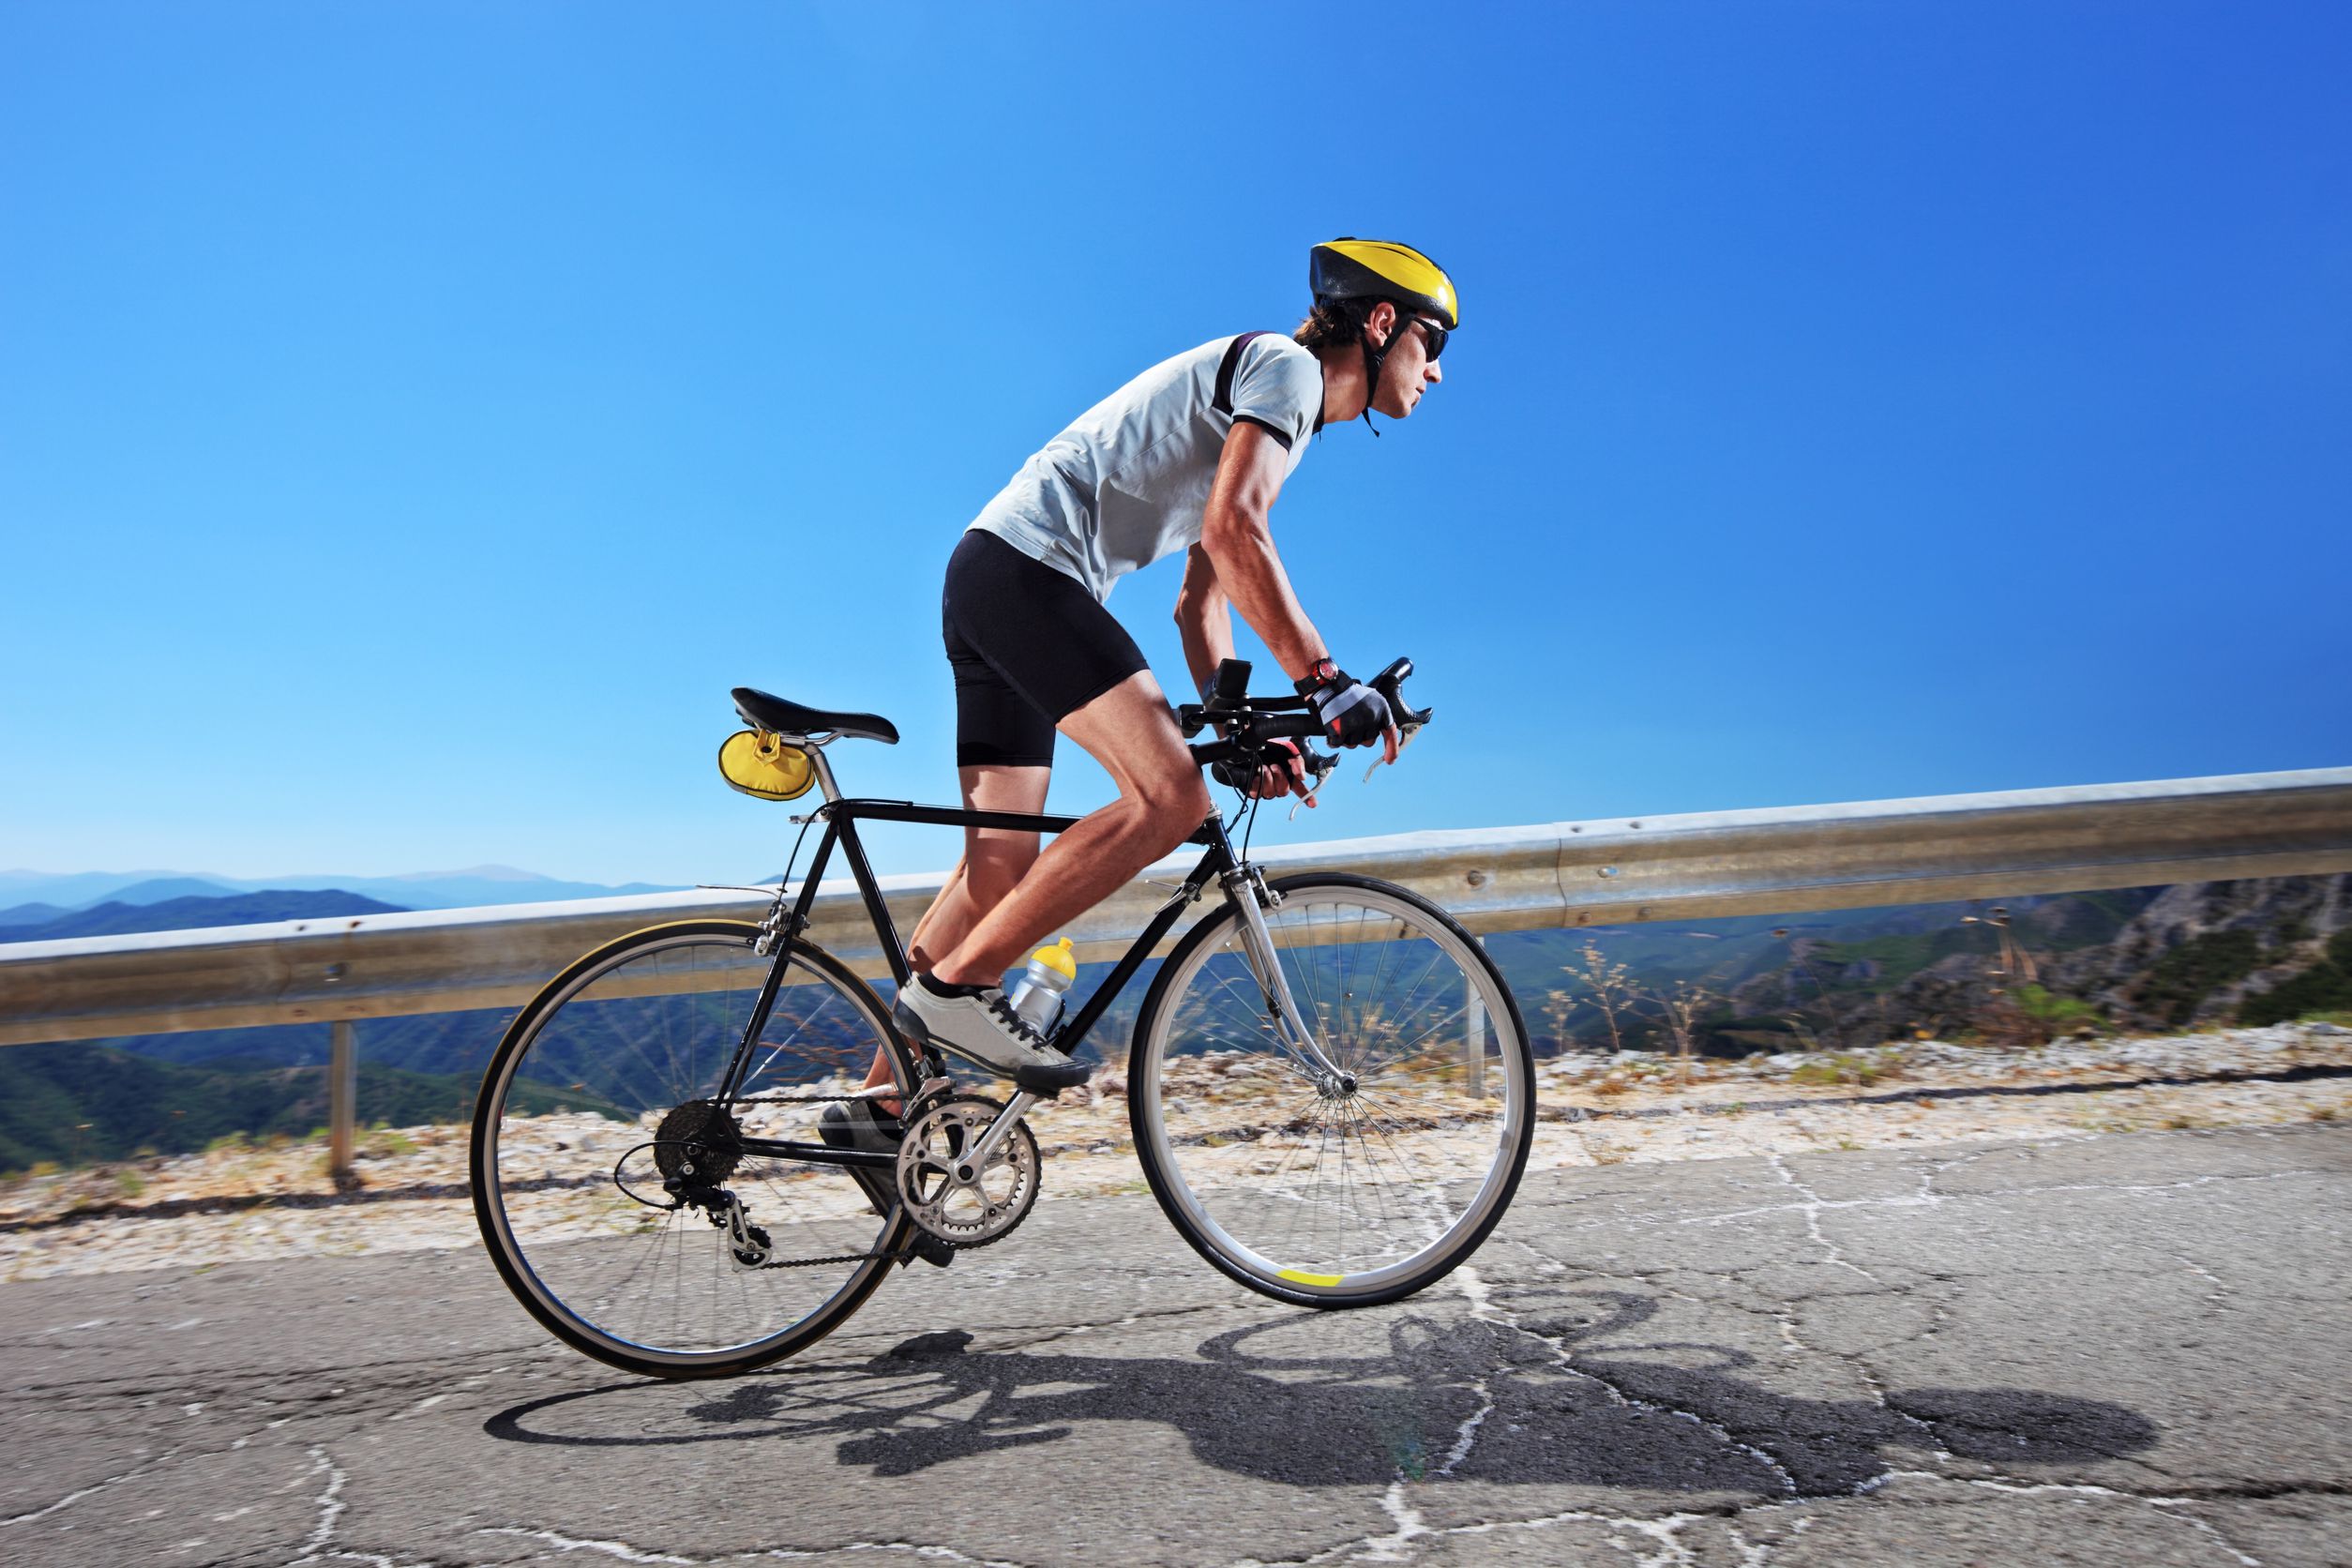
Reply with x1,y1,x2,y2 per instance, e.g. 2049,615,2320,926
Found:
3,1021,2345,1282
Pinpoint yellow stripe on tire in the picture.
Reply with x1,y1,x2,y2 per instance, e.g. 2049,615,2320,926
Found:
1276,1268,1345,1288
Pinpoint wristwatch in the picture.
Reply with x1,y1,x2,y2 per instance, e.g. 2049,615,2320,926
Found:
1294,657,1339,696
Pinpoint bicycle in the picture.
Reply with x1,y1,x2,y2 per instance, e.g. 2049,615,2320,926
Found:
469,657,1534,1379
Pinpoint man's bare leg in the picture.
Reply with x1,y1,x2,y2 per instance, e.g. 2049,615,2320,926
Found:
907,764,1049,973
865,763,1048,1110
930,671,1211,988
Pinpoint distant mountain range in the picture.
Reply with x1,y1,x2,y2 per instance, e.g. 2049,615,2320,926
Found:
0,865,686,925
0,890,412,943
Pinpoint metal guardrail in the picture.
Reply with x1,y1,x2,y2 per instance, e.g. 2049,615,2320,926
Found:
7,768,2348,1047
4,768,2347,1172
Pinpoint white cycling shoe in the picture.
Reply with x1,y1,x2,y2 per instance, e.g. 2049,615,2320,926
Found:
892,974,1091,1093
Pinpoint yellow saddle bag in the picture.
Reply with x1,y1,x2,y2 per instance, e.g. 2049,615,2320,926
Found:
717,730,815,802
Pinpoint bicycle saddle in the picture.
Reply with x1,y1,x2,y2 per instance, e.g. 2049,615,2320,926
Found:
731,687,900,746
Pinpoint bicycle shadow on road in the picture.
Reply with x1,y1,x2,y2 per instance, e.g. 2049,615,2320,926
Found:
484,1289,2157,1500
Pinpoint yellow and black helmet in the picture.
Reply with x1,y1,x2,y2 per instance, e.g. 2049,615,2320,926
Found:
1309,238,1458,331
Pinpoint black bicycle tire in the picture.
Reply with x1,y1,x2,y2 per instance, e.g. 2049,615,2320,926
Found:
1125,872,1535,1309
469,919,918,1380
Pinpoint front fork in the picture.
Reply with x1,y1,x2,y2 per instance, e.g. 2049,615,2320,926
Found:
1221,864,1354,1092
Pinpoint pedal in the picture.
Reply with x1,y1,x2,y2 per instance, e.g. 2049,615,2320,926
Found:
901,1232,957,1269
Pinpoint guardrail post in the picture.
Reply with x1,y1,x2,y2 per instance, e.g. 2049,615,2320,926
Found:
328,1020,356,1184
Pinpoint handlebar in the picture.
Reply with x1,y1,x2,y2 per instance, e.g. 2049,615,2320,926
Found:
1371,656,1434,731
1181,656,1433,781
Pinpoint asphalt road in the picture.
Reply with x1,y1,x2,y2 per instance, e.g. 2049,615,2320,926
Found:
5,1125,2347,1567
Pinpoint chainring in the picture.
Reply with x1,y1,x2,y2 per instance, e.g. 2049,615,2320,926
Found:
896,1094,1040,1249
652,1098,743,1186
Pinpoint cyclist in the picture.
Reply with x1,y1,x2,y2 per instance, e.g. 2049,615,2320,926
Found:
835,238,1456,1142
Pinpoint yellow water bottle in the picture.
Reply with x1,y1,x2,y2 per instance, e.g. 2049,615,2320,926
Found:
1007,937,1078,1036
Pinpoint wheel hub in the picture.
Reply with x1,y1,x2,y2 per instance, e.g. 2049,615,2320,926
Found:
1314,1071,1360,1101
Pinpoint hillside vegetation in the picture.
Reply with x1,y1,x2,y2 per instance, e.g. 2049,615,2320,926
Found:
0,1044,617,1173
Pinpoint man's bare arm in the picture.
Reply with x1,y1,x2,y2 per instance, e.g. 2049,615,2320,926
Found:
1198,422,1327,684
1174,545,1237,699
1173,543,1316,804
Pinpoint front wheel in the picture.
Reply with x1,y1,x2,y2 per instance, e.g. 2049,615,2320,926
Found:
1127,873,1534,1308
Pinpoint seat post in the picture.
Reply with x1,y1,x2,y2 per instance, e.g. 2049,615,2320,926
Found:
807,744,844,804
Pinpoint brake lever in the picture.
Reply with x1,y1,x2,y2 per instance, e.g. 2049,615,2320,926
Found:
1363,656,1432,784
1288,748,1339,820
1362,721,1425,784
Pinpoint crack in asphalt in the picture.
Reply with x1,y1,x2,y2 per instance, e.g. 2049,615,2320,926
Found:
1227,1139,2343,1563
0,1439,182,1526
974,1296,1230,1354
1504,1162,2315,1250
2170,1250,2235,1319
8,1131,2344,1566
281,1440,437,1568
1853,1470,2269,1566
472,1522,1044,1566
472,1525,697,1563
1755,1151,1979,1475
1253,1472,2352,1567
1763,1153,1881,1284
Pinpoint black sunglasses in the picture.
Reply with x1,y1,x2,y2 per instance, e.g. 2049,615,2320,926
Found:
1407,315,1449,362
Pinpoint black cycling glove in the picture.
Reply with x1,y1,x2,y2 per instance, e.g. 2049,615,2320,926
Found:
1213,738,1301,794
1296,660,1393,749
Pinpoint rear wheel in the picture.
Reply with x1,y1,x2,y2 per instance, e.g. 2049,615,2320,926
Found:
470,920,916,1379
1128,874,1533,1308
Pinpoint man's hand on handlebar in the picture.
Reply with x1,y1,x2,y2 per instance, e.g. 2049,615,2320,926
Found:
1213,737,1319,807
1297,661,1403,762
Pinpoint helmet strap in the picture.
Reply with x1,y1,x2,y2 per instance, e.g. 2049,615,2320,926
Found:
1357,316,1389,437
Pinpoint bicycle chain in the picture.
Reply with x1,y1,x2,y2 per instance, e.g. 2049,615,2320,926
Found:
751,1245,922,1270
716,1078,979,1269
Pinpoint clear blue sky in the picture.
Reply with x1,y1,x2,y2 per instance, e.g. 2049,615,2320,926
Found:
4,1,2345,885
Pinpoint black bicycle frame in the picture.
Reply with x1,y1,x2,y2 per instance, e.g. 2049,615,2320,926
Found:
719,798,1238,1170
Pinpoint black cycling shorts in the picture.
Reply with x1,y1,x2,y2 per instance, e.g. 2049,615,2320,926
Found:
942,530,1149,768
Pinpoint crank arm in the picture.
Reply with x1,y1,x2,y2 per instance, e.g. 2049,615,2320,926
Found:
957,1092,1039,1178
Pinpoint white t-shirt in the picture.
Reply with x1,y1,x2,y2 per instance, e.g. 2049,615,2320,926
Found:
968,333,1325,603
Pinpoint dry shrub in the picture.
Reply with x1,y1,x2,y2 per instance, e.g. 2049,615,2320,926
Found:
1790,1054,1895,1088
